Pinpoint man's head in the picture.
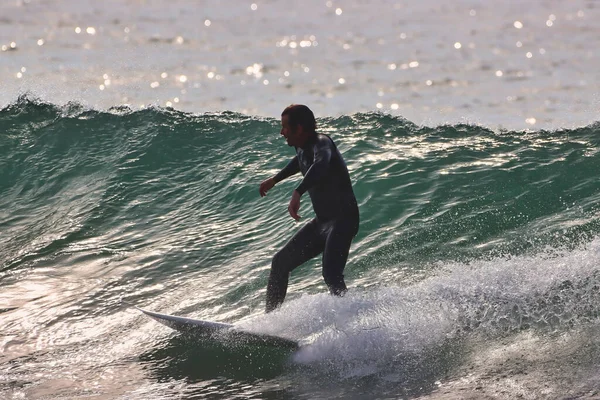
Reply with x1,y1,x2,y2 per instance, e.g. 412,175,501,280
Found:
280,104,316,147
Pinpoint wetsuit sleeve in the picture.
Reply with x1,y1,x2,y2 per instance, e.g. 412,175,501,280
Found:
273,156,300,183
295,137,332,195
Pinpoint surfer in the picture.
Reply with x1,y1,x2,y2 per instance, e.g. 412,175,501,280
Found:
259,104,359,312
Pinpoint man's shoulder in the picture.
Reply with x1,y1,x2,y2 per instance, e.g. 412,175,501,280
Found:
315,133,335,146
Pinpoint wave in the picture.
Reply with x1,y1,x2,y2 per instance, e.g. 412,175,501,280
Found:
2,96,599,274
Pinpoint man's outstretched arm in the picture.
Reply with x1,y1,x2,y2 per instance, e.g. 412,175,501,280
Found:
259,156,300,197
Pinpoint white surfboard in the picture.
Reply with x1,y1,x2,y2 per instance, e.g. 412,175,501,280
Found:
132,305,299,350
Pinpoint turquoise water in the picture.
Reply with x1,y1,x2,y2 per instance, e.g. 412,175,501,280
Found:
2,97,600,398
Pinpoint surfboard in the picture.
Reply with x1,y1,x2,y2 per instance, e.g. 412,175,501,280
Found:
132,305,299,350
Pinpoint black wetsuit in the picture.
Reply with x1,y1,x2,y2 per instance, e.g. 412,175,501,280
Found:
266,133,359,312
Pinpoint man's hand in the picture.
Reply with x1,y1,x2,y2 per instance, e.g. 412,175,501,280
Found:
288,190,301,221
259,177,275,197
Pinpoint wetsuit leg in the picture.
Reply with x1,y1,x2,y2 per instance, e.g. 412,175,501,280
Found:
321,216,359,296
266,218,326,312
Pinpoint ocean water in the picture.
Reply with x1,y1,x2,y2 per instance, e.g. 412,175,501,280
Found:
1,0,599,129
1,1,600,400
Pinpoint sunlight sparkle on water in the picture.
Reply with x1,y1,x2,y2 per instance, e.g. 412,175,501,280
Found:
246,63,263,78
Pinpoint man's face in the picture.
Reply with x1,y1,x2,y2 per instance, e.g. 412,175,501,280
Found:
280,115,302,147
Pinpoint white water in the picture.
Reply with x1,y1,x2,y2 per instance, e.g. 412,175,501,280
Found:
240,237,600,397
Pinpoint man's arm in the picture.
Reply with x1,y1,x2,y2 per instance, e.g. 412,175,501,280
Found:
274,156,300,184
259,156,300,197
295,136,332,195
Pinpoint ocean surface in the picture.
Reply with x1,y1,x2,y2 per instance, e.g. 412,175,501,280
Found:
1,1,600,400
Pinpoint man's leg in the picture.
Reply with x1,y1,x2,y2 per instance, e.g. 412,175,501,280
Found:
321,217,359,296
266,219,325,312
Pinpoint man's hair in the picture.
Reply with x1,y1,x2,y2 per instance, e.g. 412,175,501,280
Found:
281,104,316,134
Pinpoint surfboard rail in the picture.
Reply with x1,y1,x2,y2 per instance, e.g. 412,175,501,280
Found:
126,302,299,350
